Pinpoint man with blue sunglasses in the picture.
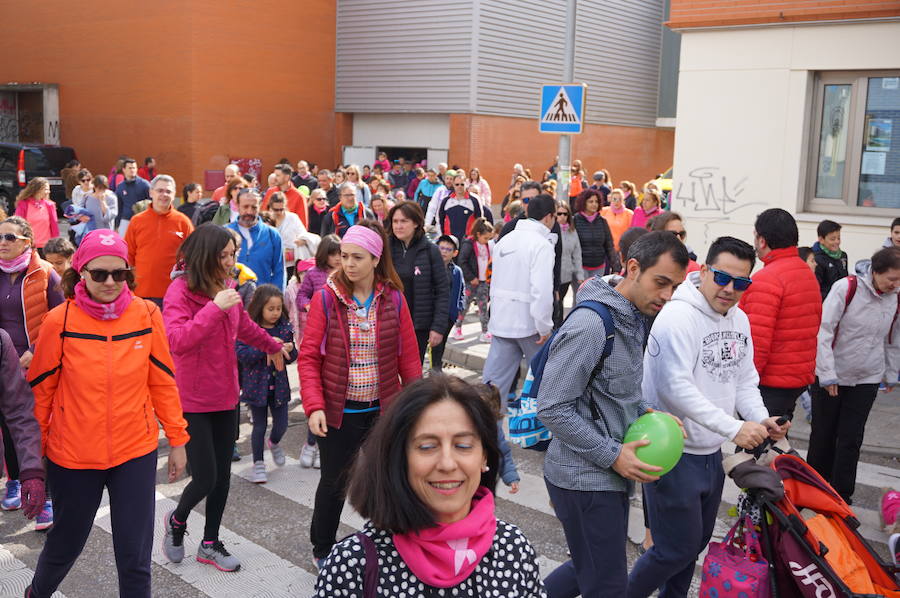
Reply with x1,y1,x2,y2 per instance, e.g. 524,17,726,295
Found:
629,236,789,598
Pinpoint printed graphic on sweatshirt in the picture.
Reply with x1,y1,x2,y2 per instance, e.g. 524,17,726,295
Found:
700,330,749,383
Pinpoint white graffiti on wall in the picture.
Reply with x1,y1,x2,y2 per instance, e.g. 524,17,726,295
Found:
673,166,765,217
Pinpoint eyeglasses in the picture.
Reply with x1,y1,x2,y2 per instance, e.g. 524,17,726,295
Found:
671,230,687,240
556,211,569,216
0,233,28,242
80,178,91,183
708,267,752,291
453,183,466,187
438,246,456,253
84,268,131,283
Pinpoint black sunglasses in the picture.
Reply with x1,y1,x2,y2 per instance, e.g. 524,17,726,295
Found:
556,211,569,216
85,268,131,283
708,267,752,291
0,233,28,242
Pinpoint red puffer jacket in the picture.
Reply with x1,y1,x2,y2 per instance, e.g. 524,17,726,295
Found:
298,281,421,429
738,247,822,388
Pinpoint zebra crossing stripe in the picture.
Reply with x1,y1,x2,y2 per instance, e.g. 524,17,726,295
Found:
92,491,319,597
0,545,66,597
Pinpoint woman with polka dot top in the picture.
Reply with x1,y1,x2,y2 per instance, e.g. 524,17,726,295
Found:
313,375,546,597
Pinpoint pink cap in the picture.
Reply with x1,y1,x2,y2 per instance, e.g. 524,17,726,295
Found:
72,229,130,273
296,257,316,272
341,225,383,259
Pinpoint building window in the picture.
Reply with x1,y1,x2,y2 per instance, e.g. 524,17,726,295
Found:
808,71,900,213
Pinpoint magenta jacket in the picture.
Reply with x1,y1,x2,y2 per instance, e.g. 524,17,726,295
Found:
296,266,330,313
163,276,282,413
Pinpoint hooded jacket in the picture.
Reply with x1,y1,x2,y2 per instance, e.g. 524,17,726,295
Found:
538,277,653,492
812,241,849,300
163,276,283,413
738,247,821,388
643,272,769,455
816,261,900,387
488,219,554,339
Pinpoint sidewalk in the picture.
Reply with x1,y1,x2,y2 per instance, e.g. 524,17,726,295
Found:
440,314,900,459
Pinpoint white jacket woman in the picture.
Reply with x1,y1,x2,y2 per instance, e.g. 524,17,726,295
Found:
815,259,900,387
808,247,900,503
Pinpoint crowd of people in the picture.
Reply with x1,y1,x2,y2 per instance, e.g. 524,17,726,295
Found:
0,152,899,598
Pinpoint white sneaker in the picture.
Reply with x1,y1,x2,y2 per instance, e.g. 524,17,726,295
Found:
313,449,321,469
251,461,267,483
268,438,285,467
300,443,318,469
478,332,492,343
452,327,464,341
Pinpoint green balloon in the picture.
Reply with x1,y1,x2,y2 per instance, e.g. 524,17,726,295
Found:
623,412,684,476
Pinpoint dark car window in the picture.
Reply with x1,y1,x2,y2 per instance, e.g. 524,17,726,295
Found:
24,147,75,176
24,148,50,172
0,148,15,171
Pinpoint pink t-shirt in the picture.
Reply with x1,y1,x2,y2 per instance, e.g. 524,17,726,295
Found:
26,200,53,248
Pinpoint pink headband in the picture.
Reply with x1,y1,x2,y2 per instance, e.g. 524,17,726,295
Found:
72,229,130,272
341,225,383,259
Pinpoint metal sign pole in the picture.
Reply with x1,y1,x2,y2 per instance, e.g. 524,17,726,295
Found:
557,0,577,204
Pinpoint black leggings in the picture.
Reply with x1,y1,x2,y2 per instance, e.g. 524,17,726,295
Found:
310,406,378,559
249,403,288,462
174,410,235,542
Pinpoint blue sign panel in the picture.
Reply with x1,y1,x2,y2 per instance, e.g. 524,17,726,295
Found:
539,84,585,134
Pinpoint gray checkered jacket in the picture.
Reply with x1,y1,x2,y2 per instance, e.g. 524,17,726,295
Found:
538,277,651,492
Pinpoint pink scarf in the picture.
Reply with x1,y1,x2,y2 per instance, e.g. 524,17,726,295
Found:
393,487,497,588
0,248,32,274
579,210,599,223
74,280,133,320
560,223,569,232
609,203,624,214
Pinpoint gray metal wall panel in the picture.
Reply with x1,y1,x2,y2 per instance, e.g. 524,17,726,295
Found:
335,0,474,113
336,0,666,126
475,0,664,127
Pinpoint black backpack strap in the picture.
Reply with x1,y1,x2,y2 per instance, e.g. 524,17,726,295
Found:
355,532,378,598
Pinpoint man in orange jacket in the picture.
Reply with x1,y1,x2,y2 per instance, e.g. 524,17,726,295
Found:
124,174,194,307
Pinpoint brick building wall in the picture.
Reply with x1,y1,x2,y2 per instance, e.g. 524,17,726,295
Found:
669,0,900,28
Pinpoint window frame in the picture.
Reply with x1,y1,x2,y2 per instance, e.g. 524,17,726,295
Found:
805,69,900,217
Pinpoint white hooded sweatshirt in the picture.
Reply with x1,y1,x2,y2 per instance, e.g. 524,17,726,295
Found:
643,271,769,455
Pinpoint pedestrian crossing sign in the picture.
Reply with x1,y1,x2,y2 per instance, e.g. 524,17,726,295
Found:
539,84,586,134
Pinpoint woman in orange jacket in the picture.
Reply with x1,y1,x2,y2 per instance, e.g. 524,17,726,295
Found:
25,229,188,598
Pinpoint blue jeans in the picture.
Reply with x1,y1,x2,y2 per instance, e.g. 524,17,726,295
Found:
544,479,629,598
627,451,725,598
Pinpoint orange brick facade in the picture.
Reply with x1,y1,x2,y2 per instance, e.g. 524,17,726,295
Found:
669,0,900,28
449,114,675,202
0,1,338,191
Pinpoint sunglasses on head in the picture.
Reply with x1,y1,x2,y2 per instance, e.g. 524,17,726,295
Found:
708,267,752,291
84,268,131,283
0,233,28,242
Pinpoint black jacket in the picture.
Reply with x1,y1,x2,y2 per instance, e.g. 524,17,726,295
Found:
812,241,848,300
573,212,618,272
389,235,449,332
457,238,480,283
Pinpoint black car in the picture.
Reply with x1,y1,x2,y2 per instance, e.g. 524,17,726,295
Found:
0,143,79,215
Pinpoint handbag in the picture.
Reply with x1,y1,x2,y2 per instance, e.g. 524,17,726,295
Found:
700,515,770,598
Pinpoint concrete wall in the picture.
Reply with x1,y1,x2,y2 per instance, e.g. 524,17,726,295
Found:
671,21,900,267
0,0,338,192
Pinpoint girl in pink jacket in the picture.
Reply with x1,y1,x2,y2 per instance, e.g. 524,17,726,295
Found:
161,224,287,573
